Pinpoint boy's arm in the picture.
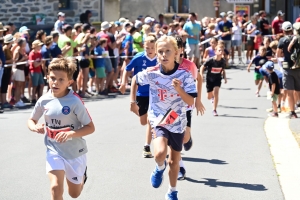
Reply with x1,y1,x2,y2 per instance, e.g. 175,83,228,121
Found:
130,76,139,116
174,81,195,106
271,83,276,95
222,69,227,83
247,60,253,72
195,72,205,116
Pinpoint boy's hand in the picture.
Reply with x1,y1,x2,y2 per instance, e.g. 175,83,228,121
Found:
247,67,250,72
55,131,72,143
172,78,182,92
33,123,45,134
119,84,126,94
130,102,139,116
195,99,205,116
224,78,228,84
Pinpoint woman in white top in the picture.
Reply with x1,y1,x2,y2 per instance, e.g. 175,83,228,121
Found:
231,16,242,64
246,16,257,64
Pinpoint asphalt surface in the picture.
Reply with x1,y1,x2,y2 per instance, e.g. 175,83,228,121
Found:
0,65,284,200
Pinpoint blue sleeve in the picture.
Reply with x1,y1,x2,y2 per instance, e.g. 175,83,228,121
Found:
126,57,137,71
41,50,47,58
217,22,221,31
183,23,188,31
229,22,233,28
55,46,62,56
94,47,102,56
0,45,5,65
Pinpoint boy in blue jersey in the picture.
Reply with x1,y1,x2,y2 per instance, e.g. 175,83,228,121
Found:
27,58,95,199
120,35,157,158
130,36,197,200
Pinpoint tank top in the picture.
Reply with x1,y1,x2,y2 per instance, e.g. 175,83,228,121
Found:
207,47,215,58
16,52,26,70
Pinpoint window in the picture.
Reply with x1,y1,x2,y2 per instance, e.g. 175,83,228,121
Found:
166,0,190,13
58,0,70,10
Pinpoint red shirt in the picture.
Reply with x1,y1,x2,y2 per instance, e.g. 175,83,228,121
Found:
96,31,111,51
254,36,262,50
272,19,284,34
296,17,300,23
29,50,42,73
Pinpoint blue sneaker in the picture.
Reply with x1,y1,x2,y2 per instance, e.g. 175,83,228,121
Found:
150,160,166,188
165,191,178,200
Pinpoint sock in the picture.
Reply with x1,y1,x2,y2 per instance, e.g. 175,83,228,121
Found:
278,104,281,108
168,186,177,193
157,162,165,171
179,159,185,168
145,144,150,147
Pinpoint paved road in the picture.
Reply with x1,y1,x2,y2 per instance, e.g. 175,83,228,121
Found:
0,66,284,200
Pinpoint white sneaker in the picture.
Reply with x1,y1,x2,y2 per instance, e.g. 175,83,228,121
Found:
246,60,250,64
15,100,26,107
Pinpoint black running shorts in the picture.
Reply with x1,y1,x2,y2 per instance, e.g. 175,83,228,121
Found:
206,78,221,93
136,96,149,116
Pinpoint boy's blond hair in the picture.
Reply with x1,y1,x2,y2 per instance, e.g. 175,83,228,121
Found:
155,35,178,52
48,58,77,80
270,40,278,50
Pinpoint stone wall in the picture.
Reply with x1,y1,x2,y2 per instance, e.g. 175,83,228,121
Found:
0,0,101,27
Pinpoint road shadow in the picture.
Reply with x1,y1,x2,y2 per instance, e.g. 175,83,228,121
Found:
186,178,267,191
222,87,251,91
182,157,228,165
219,105,257,110
219,114,262,119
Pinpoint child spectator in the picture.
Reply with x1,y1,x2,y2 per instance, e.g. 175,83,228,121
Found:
254,30,263,55
94,38,107,94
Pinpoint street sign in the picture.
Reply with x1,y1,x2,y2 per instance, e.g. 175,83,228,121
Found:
226,0,254,3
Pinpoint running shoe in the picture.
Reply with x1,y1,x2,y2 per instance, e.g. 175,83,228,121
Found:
266,108,273,112
150,160,166,188
246,60,250,64
165,191,178,200
9,98,15,106
2,102,13,109
268,112,278,118
183,137,193,151
255,92,260,97
288,112,298,119
15,100,26,108
108,87,119,93
143,145,153,158
100,89,108,96
21,96,30,103
212,110,218,116
79,93,91,98
31,99,37,105
177,167,186,181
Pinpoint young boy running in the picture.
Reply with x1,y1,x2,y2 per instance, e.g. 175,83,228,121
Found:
120,35,157,158
174,35,205,180
130,36,197,200
247,46,268,97
27,58,95,199
200,44,228,116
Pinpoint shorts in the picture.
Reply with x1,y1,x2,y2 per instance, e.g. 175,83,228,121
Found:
89,68,95,78
95,67,106,78
1,67,12,93
185,43,200,58
136,96,149,116
247,37,254,47
79,59,90,69
270,94,278,102
206,78,221,93
104,58,113,73
24,66,29,77
232,40,242,47
12,68,25,82
254,72,263,81
282,69,300,91
152,126,184,152
46,151,87,185
223,40,232,50
110,58,117,73
30,72,44,86
186,110,192,128
73,60,80,81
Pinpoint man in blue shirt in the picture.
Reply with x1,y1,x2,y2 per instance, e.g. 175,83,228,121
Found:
50,31,62,58
119,35,157,158
218,12,233,51
183,12,201,66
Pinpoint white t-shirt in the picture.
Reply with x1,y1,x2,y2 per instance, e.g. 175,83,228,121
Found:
247,23,257,38
232,25,242,41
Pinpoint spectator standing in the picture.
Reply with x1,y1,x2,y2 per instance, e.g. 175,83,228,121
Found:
246,16,257,64
258,10,270,36
183,12,201,65
133,21,143,54
80,10,92,26
231,15,242,64
218,12,233,54
54,12,65,34
41,36,53,90
158,14,166,27
272,11,284,35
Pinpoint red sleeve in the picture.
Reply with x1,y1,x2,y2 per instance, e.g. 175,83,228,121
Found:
297,18,300,22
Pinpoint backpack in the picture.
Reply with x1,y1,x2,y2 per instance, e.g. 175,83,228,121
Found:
289,35,300,69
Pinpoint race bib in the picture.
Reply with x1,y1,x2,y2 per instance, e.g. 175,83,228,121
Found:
46,126,71,139
157,109,179,126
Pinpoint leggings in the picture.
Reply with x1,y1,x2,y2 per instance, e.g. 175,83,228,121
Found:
0,67,12,94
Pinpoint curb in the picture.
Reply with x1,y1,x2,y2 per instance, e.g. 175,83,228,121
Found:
264,117,300,200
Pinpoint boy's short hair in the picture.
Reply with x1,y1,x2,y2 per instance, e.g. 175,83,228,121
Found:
48,58,77,80
270,40,278,49
99,38,107,45
144,35,157,43
45,36,53,46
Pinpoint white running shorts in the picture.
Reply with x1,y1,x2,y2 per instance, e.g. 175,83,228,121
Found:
46,151,87,184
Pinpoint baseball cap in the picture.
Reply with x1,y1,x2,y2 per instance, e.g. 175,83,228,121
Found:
144,17,154,24
282,21,293,31
277,10,285,16
114,21,121,26
227,11,234,15
137,15,143,20
57,12,65,17
254,12,259,16
101,21,111,31
263,61,274,70
135,21,143,29
19,26,30,33
254,30,261,35
74,23,82,29
220,12,226,18
32,40,44,48
119,18,127,24
293,22,300,31
4,34,14,43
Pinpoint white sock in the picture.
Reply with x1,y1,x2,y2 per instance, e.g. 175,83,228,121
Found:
281,101,285,107
157,162,165,171
168,186,177,193
145,143,150,147
179,159,185,168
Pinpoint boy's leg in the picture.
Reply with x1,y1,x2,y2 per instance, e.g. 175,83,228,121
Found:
143,121,153,158
66,175,85,199
48,170,64,200
213,86,220,111
168,147,181,191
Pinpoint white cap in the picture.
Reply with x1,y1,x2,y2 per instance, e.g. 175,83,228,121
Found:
101,21,111,31
144,17,154,24
282,21,292,31
57,12,65,17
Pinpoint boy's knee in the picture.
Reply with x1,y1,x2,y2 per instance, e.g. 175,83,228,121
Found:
69,190,81,199
51,184,63,198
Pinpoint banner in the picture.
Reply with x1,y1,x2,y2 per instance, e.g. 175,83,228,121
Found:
234,5,250,21
227,0,253,3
